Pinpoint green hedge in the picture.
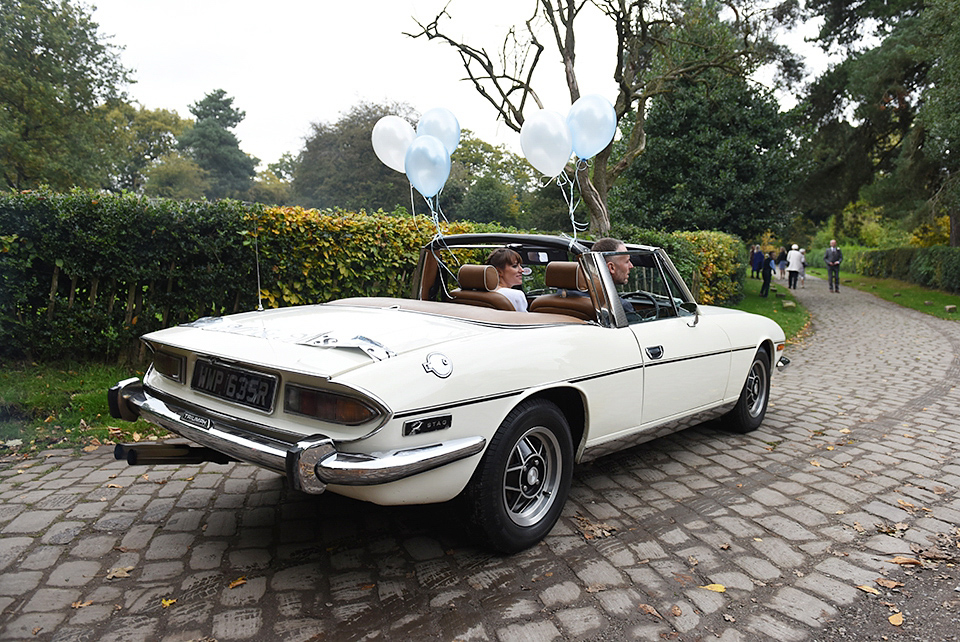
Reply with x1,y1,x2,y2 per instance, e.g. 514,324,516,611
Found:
1,190,744,361
851,246,960,294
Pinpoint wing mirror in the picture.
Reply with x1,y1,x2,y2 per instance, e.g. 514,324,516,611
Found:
680,301,699,327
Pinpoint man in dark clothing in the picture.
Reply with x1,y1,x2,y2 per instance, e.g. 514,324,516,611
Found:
824,239,843,293
760,251,775,297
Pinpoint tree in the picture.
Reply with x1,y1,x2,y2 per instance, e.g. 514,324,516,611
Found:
458,175,520,224
178,89,257,200
918,0,960,246
143,152,209,200
796,0,958,246
0,0,131,190
293,102,417,211
102,103,189,193
610,77,795,239
409,0,800,234
247,169,292,206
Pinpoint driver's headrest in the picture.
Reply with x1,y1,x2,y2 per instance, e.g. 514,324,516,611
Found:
545,262,587,291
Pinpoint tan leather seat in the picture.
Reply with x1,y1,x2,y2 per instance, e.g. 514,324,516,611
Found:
449,265,515,311
529,262,596,321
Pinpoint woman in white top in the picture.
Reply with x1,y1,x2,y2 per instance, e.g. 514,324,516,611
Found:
486,247,528,311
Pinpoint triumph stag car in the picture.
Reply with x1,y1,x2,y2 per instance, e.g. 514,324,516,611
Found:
108,233,789,552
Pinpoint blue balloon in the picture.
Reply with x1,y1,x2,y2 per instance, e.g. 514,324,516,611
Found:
567,94,617,159
405,135,451,198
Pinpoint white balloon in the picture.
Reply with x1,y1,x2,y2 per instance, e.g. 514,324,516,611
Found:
405,135,451,198
417,108,461,155
372,115,416,173
520,110,573,177
567,94,617,159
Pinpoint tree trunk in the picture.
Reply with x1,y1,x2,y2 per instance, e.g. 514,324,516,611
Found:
47,265,60,322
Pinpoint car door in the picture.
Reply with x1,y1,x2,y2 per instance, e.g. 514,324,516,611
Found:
620,251,732,427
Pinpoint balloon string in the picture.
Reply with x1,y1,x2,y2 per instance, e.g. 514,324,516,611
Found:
556,161,589,243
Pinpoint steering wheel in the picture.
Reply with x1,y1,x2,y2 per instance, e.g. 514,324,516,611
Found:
625,291,659,321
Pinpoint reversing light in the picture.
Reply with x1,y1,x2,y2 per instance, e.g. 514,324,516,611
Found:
153,351,184,383
284,385,379,425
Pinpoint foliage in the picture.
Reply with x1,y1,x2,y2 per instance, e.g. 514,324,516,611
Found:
909,216,951,247
178,89,258,200
293,101,417,212
101,103,190,193
852,246,960,294
609,77,796,240
252,207,491,307
678,230,746,305
246,169,292,206
0,189,255,360
143,152,210,200
610,223,743,306
0,0,131,190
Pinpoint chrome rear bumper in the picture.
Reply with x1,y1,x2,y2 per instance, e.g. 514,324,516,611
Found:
108,378,485,494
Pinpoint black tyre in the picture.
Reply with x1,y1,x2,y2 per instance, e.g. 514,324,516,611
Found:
725,347,771,433
465,399,573,553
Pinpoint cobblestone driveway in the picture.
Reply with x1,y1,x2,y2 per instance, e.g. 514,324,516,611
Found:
2,277,959,641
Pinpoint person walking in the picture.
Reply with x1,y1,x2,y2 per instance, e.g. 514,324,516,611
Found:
776,246,787,280
786,244,803,289
750,245,763,279
760,251,775,297
824,239,843,293
799,248,807,288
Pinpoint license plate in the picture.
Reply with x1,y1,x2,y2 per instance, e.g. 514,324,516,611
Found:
191,359,277,412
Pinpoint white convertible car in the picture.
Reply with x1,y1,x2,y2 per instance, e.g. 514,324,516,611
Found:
109,233,788,552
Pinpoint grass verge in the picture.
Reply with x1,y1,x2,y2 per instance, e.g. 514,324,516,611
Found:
806,267,960,321
727,275,811,343
0,361,167,457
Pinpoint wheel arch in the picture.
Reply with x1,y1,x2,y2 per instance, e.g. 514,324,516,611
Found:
521,386,586,460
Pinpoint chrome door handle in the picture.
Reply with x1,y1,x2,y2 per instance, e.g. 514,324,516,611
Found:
645,345,663,360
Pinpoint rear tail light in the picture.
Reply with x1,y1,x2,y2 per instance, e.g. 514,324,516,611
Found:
284,385,379,425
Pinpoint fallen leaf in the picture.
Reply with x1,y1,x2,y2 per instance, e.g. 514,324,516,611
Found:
106,483,122,489
933,486,946,495
700,584,726,593
839,428,851,434
71,600,93,609
898,499,917,510
720,543,730,550
161,598,176,609
82,444,98,452
810,460,821,467
638,603,663,619
688,556,699,566
228,577,247,589
723,614,736,622
889,612,904,626
876,578,904,589
887,556,923,566
857,585,881,595
586,584,605,594
670,605,682,617
105,566,135,579
132,432,141,442
853,522,866,533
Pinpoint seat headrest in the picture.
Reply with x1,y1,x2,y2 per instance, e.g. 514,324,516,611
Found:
545,262,587,291
458,264,499,292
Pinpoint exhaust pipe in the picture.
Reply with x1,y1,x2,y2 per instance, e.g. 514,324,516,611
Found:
114,443,236,466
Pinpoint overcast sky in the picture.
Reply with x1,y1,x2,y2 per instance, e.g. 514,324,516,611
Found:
87,0,830,171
